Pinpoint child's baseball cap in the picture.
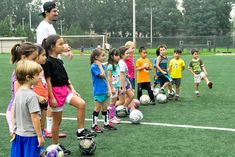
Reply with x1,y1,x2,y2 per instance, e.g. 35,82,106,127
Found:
40,1,56,15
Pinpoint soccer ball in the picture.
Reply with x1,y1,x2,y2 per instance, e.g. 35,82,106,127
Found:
167,88,176,95
116,105,127,117
129,109,143,124
133,99,141,108
156,94,167,103
153,87,160,96
79,138,97,155
46,145,64,157
140,95,150,105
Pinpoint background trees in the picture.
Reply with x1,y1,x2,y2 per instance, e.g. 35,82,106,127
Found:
0,0,234,39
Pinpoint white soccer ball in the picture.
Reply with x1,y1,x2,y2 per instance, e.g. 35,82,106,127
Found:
153,87,160,96
140,95,150,105
46,144,64,157
129,109,143,124
79,138,97,155
116,105,127,117
156,94,167,103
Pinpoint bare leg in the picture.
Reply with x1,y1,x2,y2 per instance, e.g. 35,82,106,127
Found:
51,111,62,144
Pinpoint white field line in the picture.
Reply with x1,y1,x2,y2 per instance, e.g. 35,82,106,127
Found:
1,113,235,132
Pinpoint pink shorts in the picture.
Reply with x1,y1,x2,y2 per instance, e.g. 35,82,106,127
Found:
49,85,73,108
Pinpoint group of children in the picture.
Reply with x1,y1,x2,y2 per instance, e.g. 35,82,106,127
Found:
6,35,213,157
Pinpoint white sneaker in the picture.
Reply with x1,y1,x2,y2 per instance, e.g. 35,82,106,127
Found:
110,117,121,124
113,116,121,122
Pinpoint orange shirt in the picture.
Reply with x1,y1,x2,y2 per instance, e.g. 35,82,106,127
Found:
33,71,48,99
136,58,152,83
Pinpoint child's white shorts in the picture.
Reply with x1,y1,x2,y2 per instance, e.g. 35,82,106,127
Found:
194,72,206,83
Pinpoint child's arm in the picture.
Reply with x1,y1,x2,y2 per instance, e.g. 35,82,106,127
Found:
120,72,126,93
188,67,195,76
94,61,106,78
35,93,47,104
68,80,80,96
201,65,208,75
14,80,20,93
31,112,44,147
156,57,167,74
107,70,115,95
46,77,58,107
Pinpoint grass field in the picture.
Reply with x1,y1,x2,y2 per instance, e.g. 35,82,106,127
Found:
1,53,235,157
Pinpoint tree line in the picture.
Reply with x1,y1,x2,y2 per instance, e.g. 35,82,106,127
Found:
0,0,234,40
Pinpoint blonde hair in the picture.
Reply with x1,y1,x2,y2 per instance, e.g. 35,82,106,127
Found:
15,60,42,85
124,41,135,48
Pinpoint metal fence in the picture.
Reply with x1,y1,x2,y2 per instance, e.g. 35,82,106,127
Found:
108,36,235,52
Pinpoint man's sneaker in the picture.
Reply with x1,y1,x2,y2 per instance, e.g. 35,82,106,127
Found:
103,122,117,131
175,96,180,101
159,89,166,94
58,144,71,156
76,129,97,140
91,125,103,133
149,100,156,105
208,82,213,89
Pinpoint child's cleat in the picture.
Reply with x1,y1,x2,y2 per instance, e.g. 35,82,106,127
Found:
91,125,103,133
159,89,166,94
195,92,200,97
58,144,71,155
149,100,156,105
208,82,213,89
39,150,46,157
167,93,174,100
76,129,97,140
175,96,180,101
103,122,117,131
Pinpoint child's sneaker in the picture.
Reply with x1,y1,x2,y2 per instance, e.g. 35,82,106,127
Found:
91,125,103,133
110,117,121,124
103,122,117,131
195,92,200,97
58,144,71,155
149,100,156,105
76,129,97,140
167,93,174,100
159,89,166,94
208,82,213,89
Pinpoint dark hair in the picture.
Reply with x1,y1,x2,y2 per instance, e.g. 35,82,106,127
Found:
174,48,182,54
191,48,199,55
118,46,128,58
139,46,146,53
156,44,167,56
108,48,119,70
10,42,38,64
41,34,61,57
35,44,45,55
90,48,105,64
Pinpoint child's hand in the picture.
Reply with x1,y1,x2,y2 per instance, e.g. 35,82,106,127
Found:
38,96,47,104
72,89,80,97
50,97,58,108
121,87,126,95
111,88,116,95
204,72,208,76
37,136,44,147
162,71,167,75
10,133,16,142
66,51,73,60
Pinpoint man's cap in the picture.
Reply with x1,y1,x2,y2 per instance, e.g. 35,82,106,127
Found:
40,1,56,15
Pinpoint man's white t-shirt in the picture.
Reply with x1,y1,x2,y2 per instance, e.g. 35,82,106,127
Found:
36,20,56,45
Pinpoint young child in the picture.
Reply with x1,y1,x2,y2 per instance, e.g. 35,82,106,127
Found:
42,35,95,154
11,60,44,157
6,43,38,133
153,48,160,87
136,47,155,105
107,49,123,124
188,49,213,96
118,46,135,112
154,45,174,96
168,48,185,100
124,41,136,90
90,48,117,133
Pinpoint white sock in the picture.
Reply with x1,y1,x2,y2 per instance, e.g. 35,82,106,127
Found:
46,117,53,133
77,128,84,133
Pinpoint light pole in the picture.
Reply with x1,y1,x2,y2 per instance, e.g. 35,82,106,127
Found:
60,20,64,35
26,2,33,30
133,0,136,44
150,7,153,49
22,17,25,30
233,4,235,48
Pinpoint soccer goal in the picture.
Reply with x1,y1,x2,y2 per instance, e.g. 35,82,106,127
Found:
62,35,107,50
